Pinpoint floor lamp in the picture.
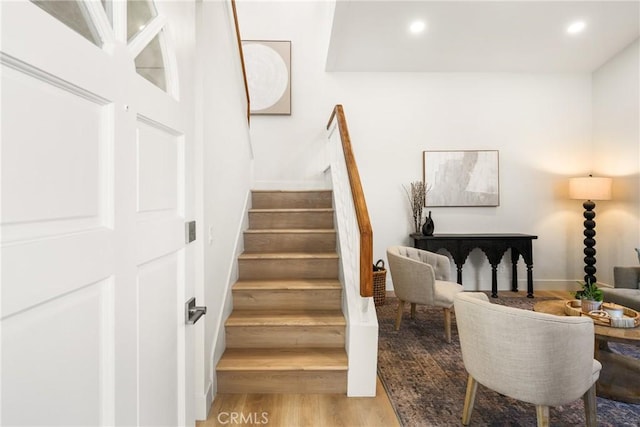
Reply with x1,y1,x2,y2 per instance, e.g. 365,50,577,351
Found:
569,175,612,284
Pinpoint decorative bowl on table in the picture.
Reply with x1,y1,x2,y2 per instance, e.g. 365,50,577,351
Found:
602,302,625,319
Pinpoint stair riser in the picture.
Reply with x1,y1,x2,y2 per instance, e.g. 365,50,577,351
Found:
233,289,342,310
217,370,347,394
244,232,336,253
226,326,345,348
252,191,333,209
238,258,338,280
249,211,334,230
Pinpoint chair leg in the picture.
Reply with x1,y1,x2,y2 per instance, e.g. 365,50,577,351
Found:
535,405,550,427
395,300,405,330
410,303,417,319
461,375,478,425
443,307,452,343
582,384,597,427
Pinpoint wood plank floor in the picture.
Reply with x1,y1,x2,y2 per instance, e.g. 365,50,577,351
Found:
201,290,572,427
198,377,399,427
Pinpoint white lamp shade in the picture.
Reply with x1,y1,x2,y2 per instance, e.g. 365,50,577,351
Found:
569,176,612,201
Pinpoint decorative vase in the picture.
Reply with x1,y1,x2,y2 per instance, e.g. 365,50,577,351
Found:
422,211,434,236
581,299,602,314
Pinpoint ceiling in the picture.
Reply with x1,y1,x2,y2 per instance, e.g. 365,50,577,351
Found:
326,1,640,72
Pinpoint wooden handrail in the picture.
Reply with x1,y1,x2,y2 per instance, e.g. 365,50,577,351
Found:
230,0,250,124
327,105,373,298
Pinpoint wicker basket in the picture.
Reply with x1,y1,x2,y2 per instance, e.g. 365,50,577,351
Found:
373,259,387,306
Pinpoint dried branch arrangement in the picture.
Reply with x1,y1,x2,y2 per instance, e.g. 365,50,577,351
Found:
404,181,428,234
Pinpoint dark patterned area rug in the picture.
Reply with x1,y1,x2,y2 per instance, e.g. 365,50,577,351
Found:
376,294,640,426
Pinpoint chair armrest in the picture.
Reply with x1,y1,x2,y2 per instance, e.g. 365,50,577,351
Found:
613,266,640,290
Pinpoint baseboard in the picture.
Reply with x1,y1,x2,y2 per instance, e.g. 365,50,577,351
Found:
195,381,214,421
385,280,605,297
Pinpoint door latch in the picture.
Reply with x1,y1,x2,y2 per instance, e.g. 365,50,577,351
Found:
185,297,207,325
186,221,196,243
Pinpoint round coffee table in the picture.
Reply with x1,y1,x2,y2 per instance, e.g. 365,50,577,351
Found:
533,299,640,404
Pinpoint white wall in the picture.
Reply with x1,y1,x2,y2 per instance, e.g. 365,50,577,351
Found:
195,0,253,419
237,0,337,189
592,39,640,284
333,73,592,290
236,0,635,292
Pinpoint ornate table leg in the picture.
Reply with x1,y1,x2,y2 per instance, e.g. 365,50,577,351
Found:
491,264,498,298
484,246,506,298
520,240,535,298
510,249,520,292
456,264,463,285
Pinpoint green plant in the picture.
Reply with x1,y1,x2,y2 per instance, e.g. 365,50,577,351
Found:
574,278,603,302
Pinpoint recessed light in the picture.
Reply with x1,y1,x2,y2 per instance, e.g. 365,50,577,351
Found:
409,20,426,34
567,21,586,34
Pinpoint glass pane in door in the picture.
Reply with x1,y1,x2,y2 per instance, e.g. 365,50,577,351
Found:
100,0,112,26
31,0,100,46
127,0,157,41
135,32,166,91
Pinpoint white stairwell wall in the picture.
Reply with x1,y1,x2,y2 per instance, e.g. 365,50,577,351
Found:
195,0,253,418
326,119,379,397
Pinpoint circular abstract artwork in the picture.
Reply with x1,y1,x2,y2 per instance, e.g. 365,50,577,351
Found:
243,43,289,112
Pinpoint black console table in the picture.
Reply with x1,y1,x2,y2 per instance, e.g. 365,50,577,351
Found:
411,233,538,298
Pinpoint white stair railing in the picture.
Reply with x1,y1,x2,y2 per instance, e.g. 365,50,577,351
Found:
326,105,378,397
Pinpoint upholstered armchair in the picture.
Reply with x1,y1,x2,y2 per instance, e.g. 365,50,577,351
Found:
454,292,601,427
386,245,463,343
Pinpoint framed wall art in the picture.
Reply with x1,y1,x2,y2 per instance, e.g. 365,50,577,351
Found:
423,150,500,207
241,40,291,115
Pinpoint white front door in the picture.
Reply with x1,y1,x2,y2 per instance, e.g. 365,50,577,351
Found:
1,1,196,426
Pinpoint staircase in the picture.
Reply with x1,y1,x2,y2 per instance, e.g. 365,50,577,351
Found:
216,190,348,394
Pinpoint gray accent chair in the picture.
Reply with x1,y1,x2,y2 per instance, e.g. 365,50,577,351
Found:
454,292,601,427
601,266,640,311
386,245,463,343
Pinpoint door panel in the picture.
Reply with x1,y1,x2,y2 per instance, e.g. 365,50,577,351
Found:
138,252,181,426
1,1,195,425
2,278,114,426
137,118,180,214
0,61,110,241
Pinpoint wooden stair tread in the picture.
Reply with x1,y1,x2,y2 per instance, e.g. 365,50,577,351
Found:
217,348,347,371
249,208,334,213
251,190,332,193
239,252,338,260
233,279,342,290
244,229,335,234
226,310,346,326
